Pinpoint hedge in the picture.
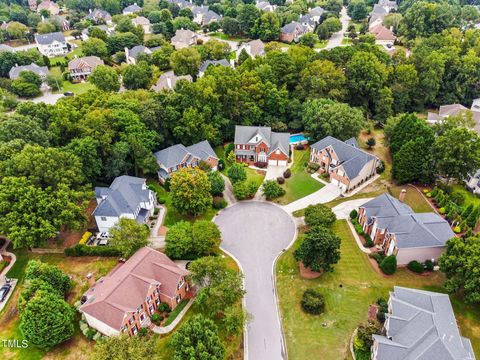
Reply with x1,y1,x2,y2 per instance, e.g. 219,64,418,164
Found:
379,255,397,275
407,260,424,274
64,244,122,257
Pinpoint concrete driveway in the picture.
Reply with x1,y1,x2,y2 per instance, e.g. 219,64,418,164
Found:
215,202,296,360
282,183,342,213
332,198,374,219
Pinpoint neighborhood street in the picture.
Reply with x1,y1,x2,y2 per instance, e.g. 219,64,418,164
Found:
215,202,296,360
325,6,351,49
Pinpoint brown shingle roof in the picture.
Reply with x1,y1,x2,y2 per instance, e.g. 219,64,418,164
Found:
370,24,396,41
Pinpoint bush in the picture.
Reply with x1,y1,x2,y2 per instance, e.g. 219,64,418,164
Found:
426,192,432,198
422,189,429,194
151,313,161,325
277,176,285,184
379,255,397,275
64,244,122,257
424,259,434,271
354,222,364,236
407,260,424,273
218,158,225,170
212,196,227,209
307,162,320,171
138,328,148,337
233,181,257,200
364,234,374,247
370,252,384,264
86,328,96,340
262,180,286,200
439,207,446,214
349,209,358,219
453,226,461,233
300,289,325,315
283,168,291,178
376,160,385,174
225,143,234,156
295,143,305,150
158,302,171,313
357,321,381,349
253,161,268,168
227,163,247,183
304,204,337,228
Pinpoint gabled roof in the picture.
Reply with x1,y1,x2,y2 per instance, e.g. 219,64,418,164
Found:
154,140,217,169
127,45,152,59
37,0,60,14
199,59,231,73
311,136,378,180
371,3,389,14
86,9,112,21
80,247,188,331
132,16,150,26
35,31,66,45
370,24,396,41
123,3,142,13
281,21,306,34
309,6,324,16
93,175,151,217
9,63,49,79
171,29,197,44
151,71,192,91
361,193,413,222
234,125,290,156
68,56,104,70
373,287,475,360
439,104,468,117
269,132,290,156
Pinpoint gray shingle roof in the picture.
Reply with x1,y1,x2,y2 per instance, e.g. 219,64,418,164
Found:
93,176,151,217
281,21,306,34
361,193,413,221
85,9,111,21
123,3,142,13
234,125,290,157
373,286,476,360
9,63,49,79
311,136,378,180
154,140,217,169
151,71,192,91
171,29,197,45
0,44,14,52
35,31,66,45
199,59,231,73
68,56,104,70
269,132,290,156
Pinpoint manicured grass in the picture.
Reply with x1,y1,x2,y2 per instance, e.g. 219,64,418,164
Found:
49,46,83,66
276,220,480,359
348,20,363,32
341,38,352,45
451,184,480,208
210,32,246,42
163,299,190,326
389,186,433,213
274,149,323,205
246,167,265,189
314,40,327,49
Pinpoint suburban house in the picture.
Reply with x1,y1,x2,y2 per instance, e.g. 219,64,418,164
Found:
28,0,37,11
125,45,159,64
467,169,480,194
85,9,112,25
256,1,276,12
37,0,60,15
123,3,142,15
68,56,104,81
9,63,49,80
310,136,379,192
154,140,218,182
198,59,232,77
357,193,455,265
369,0,397,29
236,39,265,59
370,24,396,46
372,286,475,360
81,25,113,40
234,125,290,166
80,247,190,336
280,22,308,43
151,71,192,91
167,0,191,9
35,32,69,57
171,29,198,49
51,15,70,31
93,176,156,233
191,6,221,26
132,16,151,34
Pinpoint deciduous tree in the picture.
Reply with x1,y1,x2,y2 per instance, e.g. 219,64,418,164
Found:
170,167,212,215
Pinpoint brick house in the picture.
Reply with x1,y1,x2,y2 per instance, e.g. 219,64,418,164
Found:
154,140,219,183
68,56,104,81
80,247,191,336
280,21,308,43
357,193,455,265
234,125,290,166
310,136,379,192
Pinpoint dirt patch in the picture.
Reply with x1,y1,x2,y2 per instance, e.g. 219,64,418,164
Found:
299,262,322,279
368,304,379,321
57,200,97,248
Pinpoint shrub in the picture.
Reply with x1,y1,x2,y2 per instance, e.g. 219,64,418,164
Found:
439,207,446,214
370,252,384,264
277,176,285,184
364,234,374,247
376,160,385,174
354,222,364,236
163,178,171,191
450,191,465,206
426,192,432,198
227,163,247,183
295,143,305,150
283,168,291,178
357,321,381,349
138,328,148,337
423,189,429,194
379,255,397,275
262,180,286,200
300,289,325,315
424,259,434,271
86,328,96,340
233,181,257,200
304,204,337,228
64,244,122,257
253,161,268,168
151,313,161,325
218,159,225,170
349,209,358,219
212,196,227,209
407,260,424,273
453,226,461,233
158,302,171,313
307,162,320,171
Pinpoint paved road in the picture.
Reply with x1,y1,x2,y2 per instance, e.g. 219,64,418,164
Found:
282,183,342,213
29,93,65,105
325,6,351,49
215,202,296,360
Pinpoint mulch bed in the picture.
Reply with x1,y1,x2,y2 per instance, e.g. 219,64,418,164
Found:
299,262,322,279
368,304,379,321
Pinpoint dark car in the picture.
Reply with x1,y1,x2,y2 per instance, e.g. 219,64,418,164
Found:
0,283,12,302
63,91,74,97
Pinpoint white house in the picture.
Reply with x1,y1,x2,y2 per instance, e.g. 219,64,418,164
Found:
236,39,265,59
93,176,156,233
34,32,69,57
132,16,151,34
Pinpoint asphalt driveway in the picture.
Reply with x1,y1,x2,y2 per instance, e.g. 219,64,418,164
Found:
215,201,296,360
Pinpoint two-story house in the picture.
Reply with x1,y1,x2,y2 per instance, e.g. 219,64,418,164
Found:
132,16,151,34
372,287,475,360
85,8,113,25
310,136,379,192
234,125,290,166
280,21,308,43
154,140,219,183
68,56,104,81
35,32,69,57
93,176,156,233
8,63,49,80
80,247,191,336
357,193,455,265
171,28,198,49
123,3,142,15
236,39,265,59
37,0,60,15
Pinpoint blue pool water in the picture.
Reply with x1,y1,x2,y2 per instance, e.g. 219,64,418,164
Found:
290,134,308,144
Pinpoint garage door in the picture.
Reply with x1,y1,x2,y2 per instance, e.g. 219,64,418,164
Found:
268,160,278,166
278,160,287,166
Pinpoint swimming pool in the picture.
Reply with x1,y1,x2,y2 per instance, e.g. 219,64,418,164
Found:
290,133,309,144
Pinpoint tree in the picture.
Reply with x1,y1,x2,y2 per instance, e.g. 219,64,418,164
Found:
393,138,434,184
0,114,49,145
262,179,285,200
301,288,325,315
7,21,28,39
92,334,159,360
123,61,152,90
357,321,381,349
304,204,337,228
20,291,74,348
110,218,149,258
25,260,72,295
435,127,480,183
208,171,225,196
366,137,376,149
201,39,231,60
222,16,240,36
227,163,247,183
440,235,480,303
348,0,368,21
151,46,174,70
383,13,403,33
170,167,212,215
316,17,342,40
254,12,281,41
107,32,142,54
237,4,261,37
294,226,341,273
302,99,366,141
389,114,435,154
37,21,57,34
170,47,201,77
90,65,121,92
82,38,109,58
64,137,102,182
189,256,244,316
298,59,346,100
11,71,42,98
171,315,225,360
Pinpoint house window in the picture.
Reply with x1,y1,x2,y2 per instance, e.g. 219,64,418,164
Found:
276,150,280,154
132,326,138,335
146,295,151,302
101,216,107,221
129,317,135,325
140,313,145,321
178,278,185,289
137,305,142,312
149,305,154,313
176,294,181,303
155,298,160,306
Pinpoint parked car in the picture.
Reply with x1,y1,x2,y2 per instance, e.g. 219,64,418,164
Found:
64,91,74,96
0,283,11,302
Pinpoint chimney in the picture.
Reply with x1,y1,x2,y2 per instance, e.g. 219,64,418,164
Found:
399,189,406,202
86,273,95,287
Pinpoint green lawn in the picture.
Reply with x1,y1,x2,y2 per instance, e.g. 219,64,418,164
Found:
49,66,95,95
348,20,363,32
274,149,323,205
451,184,480,208
314,40,327,49
210,32,246,42
246,167,265,189
49,46,83,66
389,186,433,213
276,220,480,359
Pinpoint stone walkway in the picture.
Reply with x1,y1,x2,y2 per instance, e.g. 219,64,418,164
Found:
149,206,166,249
